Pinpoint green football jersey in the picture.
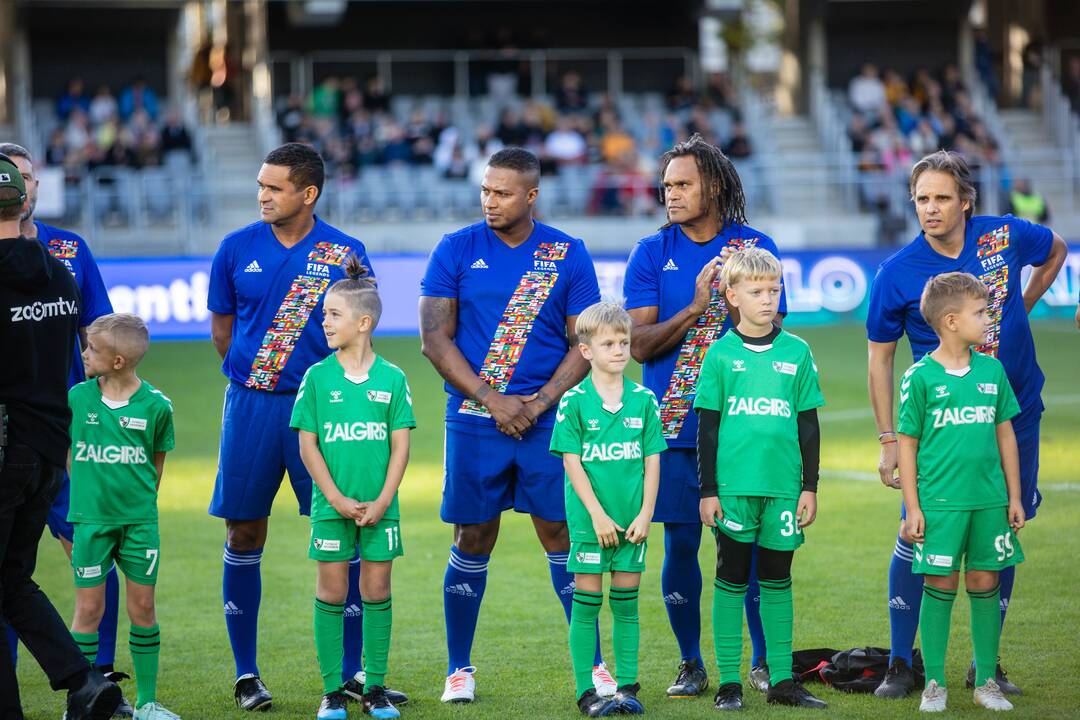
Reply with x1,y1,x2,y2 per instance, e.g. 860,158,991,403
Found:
897,352,1020,510
67,379,175,524
290,353,417,522
693,329,825,499
549,375,668,543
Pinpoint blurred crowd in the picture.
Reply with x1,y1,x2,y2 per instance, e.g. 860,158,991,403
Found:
277,71,754,216
47,77,195,184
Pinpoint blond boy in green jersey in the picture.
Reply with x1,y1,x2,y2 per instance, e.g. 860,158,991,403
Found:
899,272,1024,713
694,248,826,711
67,313,177,720
290,257,415,720
549,302,667,717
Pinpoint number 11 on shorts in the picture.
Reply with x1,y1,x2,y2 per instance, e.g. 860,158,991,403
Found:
385,526,400,551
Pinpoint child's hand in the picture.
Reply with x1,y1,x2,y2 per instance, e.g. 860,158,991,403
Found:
796,491,817,528
591,511,623,548
903,508,925,542
699,497,721,528
331,495,365,521
355,499,389,527
625,513,652,544
1007,501,1026,532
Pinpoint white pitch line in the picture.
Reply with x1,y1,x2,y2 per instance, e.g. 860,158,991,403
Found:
821,470,1080,492
820,393,1080,423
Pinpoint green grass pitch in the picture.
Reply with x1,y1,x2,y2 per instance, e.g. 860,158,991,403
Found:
15,321,1080,719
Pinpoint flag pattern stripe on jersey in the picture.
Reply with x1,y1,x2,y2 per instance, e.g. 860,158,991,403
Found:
245,241,352,391
658,237,758,439
457,242,567,417
974,228,1009,358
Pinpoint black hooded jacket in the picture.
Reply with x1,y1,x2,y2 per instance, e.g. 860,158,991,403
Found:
0,235,81,466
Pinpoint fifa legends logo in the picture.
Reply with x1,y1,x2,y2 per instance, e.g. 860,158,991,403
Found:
731,360,746,372
329,390,343,404
305,262,331,277
934,385,950,398
367,390,392,404
86,412,99,425
623,417,643,429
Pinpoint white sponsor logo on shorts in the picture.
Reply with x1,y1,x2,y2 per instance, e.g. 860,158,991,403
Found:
927,554,953,567
576,552,602,564
119,416,147,431
367,390,392,403
723,518,744,531
314,538,341,552
76,565,102,579
622,417,643,429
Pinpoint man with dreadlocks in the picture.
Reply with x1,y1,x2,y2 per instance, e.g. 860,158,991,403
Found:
622,134,789,703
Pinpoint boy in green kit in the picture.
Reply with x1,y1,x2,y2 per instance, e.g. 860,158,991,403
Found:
694,247,826,711
549,302,667,717
290,257,415,720
898,272,1025,713
67,313,177,720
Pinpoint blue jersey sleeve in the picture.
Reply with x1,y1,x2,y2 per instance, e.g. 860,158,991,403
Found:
420,235,459,298
623,241,659,310
566,243,601,316
207,239,236,314
756,235,788,315
75,241,113,326
1009,216,1054,267
866,267,905,343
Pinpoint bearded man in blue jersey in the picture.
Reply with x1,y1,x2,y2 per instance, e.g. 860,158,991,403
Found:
867,150,1067,699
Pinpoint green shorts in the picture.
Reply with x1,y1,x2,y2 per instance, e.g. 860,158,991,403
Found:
309,517,403,562
712,495,805,551
913,507,1024,576
71,522,160,588
567,534,647,574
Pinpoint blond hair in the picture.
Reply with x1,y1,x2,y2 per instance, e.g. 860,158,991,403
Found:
575,302,632,344
719,246,782,288
919,272,988,330
87,313,150,367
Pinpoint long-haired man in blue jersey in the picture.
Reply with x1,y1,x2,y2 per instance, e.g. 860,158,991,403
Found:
419,148,609,703
622,134,790,700
0,143,124,698
207,143,404,711
867,150,1066,699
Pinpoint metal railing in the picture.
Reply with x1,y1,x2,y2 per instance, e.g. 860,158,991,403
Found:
1041,62,1080,169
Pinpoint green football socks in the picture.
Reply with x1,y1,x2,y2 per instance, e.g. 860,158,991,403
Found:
712,577,747,686
72,630,98,664
920,584,957,687
361,597,393,689
759,576,794,687
314,597,345,694
570,589,603,698
129,623,160,707
969,584,1001,687
609,586,639,687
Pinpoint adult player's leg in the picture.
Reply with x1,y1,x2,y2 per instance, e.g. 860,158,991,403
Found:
655,449,707,697
875,508,922,699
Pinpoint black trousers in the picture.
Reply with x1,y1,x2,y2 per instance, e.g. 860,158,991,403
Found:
0,443,89,719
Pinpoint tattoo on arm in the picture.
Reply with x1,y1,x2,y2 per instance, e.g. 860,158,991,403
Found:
420,297,453,334
474,384,492,403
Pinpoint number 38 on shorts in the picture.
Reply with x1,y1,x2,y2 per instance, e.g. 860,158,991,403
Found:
711,496,806,551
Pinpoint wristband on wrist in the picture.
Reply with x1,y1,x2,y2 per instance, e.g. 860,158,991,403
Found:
879,430,897,444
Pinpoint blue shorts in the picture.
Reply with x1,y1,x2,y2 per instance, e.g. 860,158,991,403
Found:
900,408,1042,522
208,382,312,520
441,422,564,524
46,472,75,542
654,448,701,524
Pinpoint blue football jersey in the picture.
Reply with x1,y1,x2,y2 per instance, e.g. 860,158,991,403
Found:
623,223,788,448
207,217,372,394
37,222,114,387
866,215,1054,415
421,220,600,428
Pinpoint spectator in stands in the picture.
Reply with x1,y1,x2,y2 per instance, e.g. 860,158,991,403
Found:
637,110,678,161
1021,42,1042,109
702,71,738,113
160,109,193,159
496,107,530,147
667,75,697,112
57,77,90,121
721,122,753,160
589,147,651,215
1063,56,1080,111
88,84,118,126
1007,179,1050,223
309,76,341,119
45,129,68,169
907,118,939,157
362,75,390,114
544,115,587,165
849,63,886,116
277,94,305,143
597,110,635,164
939,64,966,112
118,76,159,122
64,108,92,156
555,70,589,114
883,69,909,107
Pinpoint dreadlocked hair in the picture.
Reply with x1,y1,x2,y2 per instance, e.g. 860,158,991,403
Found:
327,254,382,326
658,132,747,228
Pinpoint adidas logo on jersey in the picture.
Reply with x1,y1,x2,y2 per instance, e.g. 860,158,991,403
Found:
344,604,363,617
664,592,689,605
931,406,996,428
581,440,642,462
888,595,911,610
224,601,243,615
726,396,792,418
662,259,679,271
445,583,478,597
470,258,489,269
244,260,263,273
